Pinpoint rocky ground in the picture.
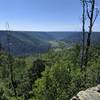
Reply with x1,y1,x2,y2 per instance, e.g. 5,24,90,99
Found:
71,85,100,100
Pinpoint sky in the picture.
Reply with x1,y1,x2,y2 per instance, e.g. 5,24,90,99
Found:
0,0,100,31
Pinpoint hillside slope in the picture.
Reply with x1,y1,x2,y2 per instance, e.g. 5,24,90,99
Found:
0,31,52,55
0,31,100,55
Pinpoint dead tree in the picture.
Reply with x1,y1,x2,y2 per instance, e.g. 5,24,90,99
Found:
85,0,99,66
6,23,17,96
80,0,86,70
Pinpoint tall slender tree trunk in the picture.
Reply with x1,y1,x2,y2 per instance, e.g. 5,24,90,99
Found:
85,0,95,66
81,0,86,70
6,23,17,96
8,55,17,96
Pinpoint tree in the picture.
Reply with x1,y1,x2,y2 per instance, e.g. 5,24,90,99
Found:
28,59,46,90
33,64,72,100
85,0,99,66
80,0,86,70
6,23,17,96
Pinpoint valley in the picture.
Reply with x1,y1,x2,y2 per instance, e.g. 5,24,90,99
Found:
0,31,100,56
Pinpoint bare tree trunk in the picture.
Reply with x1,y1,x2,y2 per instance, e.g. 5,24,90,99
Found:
6,23,17,96
85,0,95,66
80,0,86,70
8,55,17,96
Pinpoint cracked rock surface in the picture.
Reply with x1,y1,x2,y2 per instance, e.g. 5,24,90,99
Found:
71,85,100,100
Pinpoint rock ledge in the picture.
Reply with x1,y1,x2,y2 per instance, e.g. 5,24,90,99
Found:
71,85,100,100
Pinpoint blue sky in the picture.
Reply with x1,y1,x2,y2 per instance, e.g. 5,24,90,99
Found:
0,0,100,31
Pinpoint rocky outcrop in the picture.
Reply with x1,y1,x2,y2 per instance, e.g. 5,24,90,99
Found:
71,85,100,100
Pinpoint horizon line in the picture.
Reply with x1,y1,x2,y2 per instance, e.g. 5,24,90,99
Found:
0,29,100,32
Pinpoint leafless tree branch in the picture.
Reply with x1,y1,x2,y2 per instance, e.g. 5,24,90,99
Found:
92,8,99,26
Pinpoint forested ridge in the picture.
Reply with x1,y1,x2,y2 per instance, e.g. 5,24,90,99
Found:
0,43,100,100
0,0,100,100
0,31,100,56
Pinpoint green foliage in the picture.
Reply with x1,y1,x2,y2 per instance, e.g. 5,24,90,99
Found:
33,64,71,100
0,87,8,100
0,44,100,99
0,52,9,79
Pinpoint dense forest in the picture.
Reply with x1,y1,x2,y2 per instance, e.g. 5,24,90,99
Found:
0,43,100,100
0,0,100,100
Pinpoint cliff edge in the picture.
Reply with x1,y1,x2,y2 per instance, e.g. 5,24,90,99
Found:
71,85,100,100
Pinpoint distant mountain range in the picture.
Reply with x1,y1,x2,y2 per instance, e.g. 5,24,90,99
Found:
0,31,100,56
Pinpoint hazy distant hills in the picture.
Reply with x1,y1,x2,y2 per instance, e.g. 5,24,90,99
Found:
61,32,100,44
0,31,53,55
0,31,100,56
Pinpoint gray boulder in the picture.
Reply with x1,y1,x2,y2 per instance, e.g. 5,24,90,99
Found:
71,85,100,100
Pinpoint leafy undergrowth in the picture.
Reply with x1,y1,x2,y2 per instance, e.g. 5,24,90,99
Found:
0,44,100,100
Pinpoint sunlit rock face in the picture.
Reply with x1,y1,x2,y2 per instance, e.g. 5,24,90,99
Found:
71,85,100,100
